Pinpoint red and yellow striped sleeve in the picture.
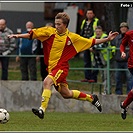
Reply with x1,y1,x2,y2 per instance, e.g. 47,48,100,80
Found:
30,27,55,42
68,32,95,53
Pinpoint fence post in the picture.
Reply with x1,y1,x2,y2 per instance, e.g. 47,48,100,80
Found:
106,48,111,94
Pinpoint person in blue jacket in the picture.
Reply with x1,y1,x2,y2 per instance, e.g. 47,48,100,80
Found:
16,21,38,80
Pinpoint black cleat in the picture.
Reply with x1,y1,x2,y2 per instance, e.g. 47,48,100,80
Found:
91,94,102,112
32,108,44,119
120,102,127,120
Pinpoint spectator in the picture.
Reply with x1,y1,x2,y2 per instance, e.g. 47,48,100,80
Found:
90,26,115,94
16,21,38,80
8,12,118,119
0,19,16,80
80,8,100,83
111,22,133,95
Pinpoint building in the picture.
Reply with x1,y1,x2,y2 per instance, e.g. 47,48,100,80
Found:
0,2,45,33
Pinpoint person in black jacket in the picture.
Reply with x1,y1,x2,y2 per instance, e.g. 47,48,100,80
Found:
80,8,100,83
111,22,133,95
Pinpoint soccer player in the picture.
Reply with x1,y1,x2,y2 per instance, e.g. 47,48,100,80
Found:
8,12,118,119
120,30,133,120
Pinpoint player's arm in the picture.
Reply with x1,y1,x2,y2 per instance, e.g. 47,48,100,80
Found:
95,31,119,45
8,33,30,39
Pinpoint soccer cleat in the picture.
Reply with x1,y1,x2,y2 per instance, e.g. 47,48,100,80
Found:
91,94,102,112
120,102,127,120
32,108,44,119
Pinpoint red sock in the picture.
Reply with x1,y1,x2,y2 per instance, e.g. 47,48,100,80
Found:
123,90,133,108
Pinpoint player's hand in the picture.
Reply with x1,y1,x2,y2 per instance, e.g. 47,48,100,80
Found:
121,52,126,59
8,34,18,38
107,31,119,41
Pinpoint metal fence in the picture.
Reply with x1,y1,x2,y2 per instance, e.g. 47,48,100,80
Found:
1,47,129,95
68,47,129,95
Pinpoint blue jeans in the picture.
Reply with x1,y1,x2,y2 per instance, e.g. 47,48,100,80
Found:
115,61,133,94
0,57,9,80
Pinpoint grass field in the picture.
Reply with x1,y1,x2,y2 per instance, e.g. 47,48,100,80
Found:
0,111,132,131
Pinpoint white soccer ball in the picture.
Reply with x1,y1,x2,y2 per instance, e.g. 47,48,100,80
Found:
0,108,10,124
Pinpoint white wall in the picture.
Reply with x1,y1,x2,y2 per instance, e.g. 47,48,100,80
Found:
64,6,78,33
0,2,44,12
127,7,133,30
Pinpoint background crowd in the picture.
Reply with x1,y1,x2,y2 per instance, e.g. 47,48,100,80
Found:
0,7,132,96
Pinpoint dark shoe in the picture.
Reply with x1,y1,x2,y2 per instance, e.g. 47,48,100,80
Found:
92,94,102,112
81,79,88,82
120,102,127,120
32,108,44,119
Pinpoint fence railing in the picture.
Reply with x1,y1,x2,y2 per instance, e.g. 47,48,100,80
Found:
68,47,129,95
1,47,129,95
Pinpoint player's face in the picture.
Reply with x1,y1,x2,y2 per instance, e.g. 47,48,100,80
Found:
55,19,67,34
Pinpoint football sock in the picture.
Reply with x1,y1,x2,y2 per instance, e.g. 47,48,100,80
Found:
72,90,93,102
40,89,51,112
123,90,133,108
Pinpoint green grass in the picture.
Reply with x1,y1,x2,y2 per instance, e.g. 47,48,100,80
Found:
0,58,132,131
0,111,132,131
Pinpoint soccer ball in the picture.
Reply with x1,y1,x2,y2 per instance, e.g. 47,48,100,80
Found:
0,108,10,124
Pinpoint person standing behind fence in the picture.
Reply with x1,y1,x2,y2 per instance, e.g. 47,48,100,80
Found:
16,21,38,80
80,8,100,83
90,26,115,94
111,22,133,95
0,19,16,80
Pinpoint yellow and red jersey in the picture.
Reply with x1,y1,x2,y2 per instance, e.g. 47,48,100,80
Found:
30,27,95,73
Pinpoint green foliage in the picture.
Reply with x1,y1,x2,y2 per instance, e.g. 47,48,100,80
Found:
0,111,132,131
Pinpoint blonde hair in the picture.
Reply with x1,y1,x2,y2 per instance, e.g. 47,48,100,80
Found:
55,12,70,27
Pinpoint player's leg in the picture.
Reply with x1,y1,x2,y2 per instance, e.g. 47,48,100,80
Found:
120,89,133,119
58,84,102,112
32,67,66,119
32,75,53,119
120,68,133,120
